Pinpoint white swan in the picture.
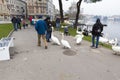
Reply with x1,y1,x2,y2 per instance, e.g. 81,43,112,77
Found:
74,34,84,39
51,27,61,45
61,33,71,49
112,41,120,55
99,37,109,43
76,26,83,35
108,38,118,45
76,34,84,45
99,33,109,43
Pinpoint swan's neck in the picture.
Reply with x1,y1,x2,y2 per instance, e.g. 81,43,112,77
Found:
62,34,64,39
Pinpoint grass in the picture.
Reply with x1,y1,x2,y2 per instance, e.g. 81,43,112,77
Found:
59,27,112,49
0,23,13,39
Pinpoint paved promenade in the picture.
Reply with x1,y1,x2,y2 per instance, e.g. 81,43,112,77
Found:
0,26,120,80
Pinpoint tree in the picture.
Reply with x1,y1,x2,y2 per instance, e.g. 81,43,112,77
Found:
58,0,102,28
74,0,102,28
58,0,64,23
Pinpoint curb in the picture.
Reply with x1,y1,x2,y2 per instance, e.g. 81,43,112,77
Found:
7,29,14,37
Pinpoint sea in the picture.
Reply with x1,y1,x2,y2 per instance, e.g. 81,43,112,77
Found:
102,20,120,45
79,20,120,45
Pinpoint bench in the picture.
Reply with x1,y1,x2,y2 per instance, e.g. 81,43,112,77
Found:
0,37,14,61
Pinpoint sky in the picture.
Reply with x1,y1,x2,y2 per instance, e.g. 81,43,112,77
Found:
53,0,120,16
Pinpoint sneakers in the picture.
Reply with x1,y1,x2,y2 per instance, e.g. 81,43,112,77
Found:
90,45,98,49
37,44,41,46
90,45,94,47
47,40,51,42
45,46,48,49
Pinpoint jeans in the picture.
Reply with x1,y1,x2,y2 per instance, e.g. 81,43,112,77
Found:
56,23,60,31
92,35,99,48
13,23,17,31
46,31,52,42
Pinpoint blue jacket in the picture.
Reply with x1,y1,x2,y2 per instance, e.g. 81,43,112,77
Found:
35,20,47,35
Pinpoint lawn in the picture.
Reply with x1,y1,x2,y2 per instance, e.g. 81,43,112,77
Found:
0,23,13,39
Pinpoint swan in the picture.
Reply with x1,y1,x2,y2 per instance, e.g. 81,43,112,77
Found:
76,34,84,45
51,27,61,45
99,33,109,43
112,41,120,55
74,34,84,39
108,38,118,45
61,33,71,49
99,37,109,43
76,26,83,35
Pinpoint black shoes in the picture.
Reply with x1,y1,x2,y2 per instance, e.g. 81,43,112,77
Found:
45,46,48,49
90,46,98,48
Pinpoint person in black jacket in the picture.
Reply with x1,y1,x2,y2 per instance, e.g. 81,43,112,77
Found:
16,16,21,30
91,18,103,48
11,16,17,31
44,17,52,42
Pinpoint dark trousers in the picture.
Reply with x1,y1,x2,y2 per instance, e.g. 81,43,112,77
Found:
13,23,17,31
46,31,52,42
17,23,21,29
92,35,99,48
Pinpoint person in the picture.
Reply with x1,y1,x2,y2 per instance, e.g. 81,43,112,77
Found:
22,18,26,29
91,18,103,48
29,16,33,25
11,16,17,31
55,17,60,31
44,17,52,42
16,16,21,30
35,19,48,49
64,26,69,36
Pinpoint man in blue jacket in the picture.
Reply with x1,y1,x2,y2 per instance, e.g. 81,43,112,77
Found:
35,19,48,49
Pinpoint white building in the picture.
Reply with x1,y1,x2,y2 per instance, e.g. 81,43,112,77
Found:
47,0,55,20
6,0,27,17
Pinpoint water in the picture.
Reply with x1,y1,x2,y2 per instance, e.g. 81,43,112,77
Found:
102,20,120,45
82,20,120,45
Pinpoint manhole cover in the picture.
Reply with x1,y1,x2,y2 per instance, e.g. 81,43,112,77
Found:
63,49,77,56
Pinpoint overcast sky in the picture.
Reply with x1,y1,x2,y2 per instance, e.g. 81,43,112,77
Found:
53,0,120,16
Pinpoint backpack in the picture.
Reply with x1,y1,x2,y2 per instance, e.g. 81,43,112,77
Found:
94,25,101,33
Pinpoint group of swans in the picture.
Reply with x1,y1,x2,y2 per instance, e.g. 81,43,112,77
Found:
51,27,71,49
51,26,120,55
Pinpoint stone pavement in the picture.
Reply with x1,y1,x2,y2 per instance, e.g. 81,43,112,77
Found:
0,26,120,80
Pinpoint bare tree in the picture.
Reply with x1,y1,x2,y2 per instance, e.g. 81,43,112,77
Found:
74,0,102,28
58,0,102,27
58,0,64,23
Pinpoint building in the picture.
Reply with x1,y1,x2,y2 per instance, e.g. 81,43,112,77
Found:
6,0,27,18
25,0,55,20
47,0,55,20
0,0,10,21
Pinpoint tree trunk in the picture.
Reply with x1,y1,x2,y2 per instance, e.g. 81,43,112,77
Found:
58,0,64,23
74,0,82,28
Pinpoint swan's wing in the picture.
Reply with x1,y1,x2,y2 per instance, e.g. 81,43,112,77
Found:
61,39,71,48
76,37,82,44
51,36,60,45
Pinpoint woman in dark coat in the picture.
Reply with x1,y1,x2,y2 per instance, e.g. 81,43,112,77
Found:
91,18,103,48
44,17,52,42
